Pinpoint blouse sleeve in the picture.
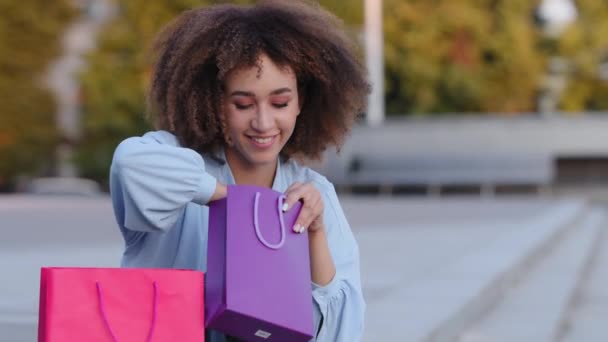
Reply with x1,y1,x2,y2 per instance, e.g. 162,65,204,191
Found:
310,180,365,341
109,131,217,234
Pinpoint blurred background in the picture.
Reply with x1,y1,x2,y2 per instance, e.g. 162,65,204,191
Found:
1,0,608,341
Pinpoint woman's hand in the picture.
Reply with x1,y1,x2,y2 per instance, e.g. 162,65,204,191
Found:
210,181,228,202
282,182,325,234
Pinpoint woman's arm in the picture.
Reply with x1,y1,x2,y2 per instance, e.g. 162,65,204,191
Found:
311,185,364,341
308,228,336,287
110,131,225,233
283,180,365,341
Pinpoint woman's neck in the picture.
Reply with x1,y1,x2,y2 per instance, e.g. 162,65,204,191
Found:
224,149,277,188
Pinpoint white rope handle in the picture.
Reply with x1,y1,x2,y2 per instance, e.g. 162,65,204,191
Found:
253,192,286,250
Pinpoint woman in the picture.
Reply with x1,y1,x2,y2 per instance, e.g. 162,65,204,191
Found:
109,1,369,341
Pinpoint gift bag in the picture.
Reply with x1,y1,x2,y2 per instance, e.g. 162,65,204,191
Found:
206,185,314,341
38,267,205,341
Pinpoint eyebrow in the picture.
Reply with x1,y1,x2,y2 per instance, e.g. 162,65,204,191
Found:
230,88,292,97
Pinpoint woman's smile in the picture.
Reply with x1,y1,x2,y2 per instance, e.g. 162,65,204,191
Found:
247,134,279,148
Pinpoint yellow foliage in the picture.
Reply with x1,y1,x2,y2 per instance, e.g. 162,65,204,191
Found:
557,0,608,111
384,0,545,114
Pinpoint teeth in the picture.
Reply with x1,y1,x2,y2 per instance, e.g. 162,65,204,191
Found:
252,137,273,144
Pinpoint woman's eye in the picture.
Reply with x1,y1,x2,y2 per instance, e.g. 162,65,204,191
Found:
235,103,253,110
273,103,288,108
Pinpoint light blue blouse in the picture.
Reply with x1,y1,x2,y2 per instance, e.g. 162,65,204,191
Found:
109,130,364,341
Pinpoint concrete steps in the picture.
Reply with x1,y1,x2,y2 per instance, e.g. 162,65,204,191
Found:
458,208,605,342
559,219,608,342
358,198,589,341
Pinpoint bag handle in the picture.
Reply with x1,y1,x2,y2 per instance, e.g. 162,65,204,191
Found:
253,192,287,250
96,281,158,342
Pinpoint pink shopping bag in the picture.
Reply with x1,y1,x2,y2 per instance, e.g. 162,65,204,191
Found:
38,267,205,341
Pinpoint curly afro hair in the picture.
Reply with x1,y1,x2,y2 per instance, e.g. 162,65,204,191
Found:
148,0,370,161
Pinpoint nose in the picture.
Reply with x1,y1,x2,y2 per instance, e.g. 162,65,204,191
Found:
251,105,274,132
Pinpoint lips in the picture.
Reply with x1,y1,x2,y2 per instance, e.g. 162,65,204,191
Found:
247,134,278,148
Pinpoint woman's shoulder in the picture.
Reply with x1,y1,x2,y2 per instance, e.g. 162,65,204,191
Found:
282,159,336,195
113,130,179,154
112,130,220,166
125,130,180,145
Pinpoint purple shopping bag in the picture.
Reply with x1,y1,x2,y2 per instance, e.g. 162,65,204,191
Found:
206,185,314,341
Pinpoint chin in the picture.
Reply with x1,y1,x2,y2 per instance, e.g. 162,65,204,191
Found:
247,154,279,166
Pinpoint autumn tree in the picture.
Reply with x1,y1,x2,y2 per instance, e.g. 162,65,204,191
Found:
383,0,546,115
0,0,75,189
555,0,608,111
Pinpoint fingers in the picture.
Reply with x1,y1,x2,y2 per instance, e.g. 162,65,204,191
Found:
283,182,304,211
283,182,323,233
292,197,322,233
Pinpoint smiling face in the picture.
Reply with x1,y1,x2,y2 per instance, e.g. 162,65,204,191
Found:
222,54,300,176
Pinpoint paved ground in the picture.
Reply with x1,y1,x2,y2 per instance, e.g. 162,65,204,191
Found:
0,194,605,341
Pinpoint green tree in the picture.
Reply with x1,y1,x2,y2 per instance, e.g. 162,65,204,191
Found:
384,0,546,115
556,0,608,111
0,0,75,189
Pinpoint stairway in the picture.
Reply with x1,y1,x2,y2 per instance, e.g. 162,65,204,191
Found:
354,197,608,341
559,217,608,342
458,209,606,342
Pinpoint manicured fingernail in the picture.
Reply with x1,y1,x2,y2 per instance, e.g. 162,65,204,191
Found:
282,203,289,212
293,224,301,233
299,226,306,234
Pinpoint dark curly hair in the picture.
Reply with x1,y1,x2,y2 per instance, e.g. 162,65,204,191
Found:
148,0,370,161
